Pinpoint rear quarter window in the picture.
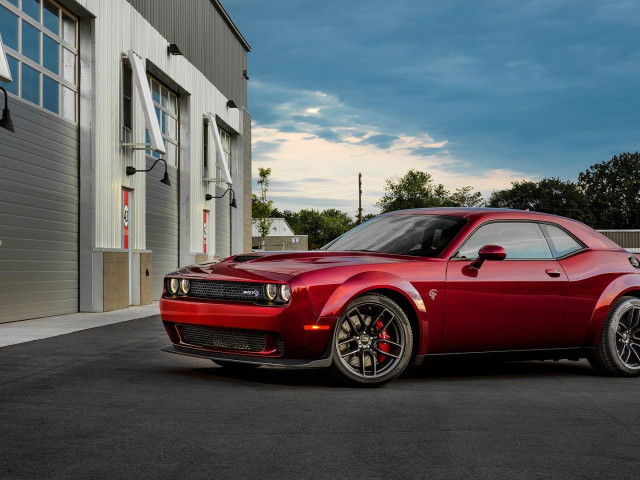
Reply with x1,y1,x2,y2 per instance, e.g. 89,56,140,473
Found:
539,224,584,258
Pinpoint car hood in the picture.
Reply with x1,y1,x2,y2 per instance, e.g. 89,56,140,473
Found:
171,251,424,283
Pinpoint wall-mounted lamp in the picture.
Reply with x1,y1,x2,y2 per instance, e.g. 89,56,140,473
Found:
167,43,183,56
226,100,237,109
126,158,171,186
206,186,237,208
243,69,249,80
0,86,15,133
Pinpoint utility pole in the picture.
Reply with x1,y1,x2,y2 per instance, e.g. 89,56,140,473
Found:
358,172,363,224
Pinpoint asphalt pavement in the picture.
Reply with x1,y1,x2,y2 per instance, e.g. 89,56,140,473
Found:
1,315,639,479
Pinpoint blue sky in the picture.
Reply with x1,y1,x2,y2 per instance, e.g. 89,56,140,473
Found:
224,0,640,216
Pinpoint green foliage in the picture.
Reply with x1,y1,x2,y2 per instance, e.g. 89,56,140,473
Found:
375,169,483,213
578,152,640,229
251,167,273,249
278,208,355,249
488,177,593,224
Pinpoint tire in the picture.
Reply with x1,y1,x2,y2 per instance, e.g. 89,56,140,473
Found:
330,294,414,387
213,360,260,371
589,296,640,376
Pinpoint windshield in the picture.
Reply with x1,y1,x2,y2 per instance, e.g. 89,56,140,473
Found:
320,214,467,257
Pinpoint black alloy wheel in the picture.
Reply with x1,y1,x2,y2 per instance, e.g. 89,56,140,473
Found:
331,294,414,387
589,296,640,376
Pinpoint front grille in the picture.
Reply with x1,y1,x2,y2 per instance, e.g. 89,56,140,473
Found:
177,324,267,352
188,280,267,302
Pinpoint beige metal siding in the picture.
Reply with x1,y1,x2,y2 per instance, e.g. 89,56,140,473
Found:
598,231,640,249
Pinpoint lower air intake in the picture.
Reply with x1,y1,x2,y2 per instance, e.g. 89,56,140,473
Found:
177,324,266,352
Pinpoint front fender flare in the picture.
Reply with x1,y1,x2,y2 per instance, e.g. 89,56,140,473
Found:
583,274,640,347
317,271,428,353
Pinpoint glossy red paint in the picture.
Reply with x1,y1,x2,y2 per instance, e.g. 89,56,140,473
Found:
160,208,640,368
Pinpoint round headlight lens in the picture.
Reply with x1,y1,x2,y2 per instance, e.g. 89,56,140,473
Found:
265,283,278,301
280,284,291,302
168,278,179,295
180,279,190,295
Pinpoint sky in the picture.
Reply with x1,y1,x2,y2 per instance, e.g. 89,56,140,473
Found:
223,0,640,217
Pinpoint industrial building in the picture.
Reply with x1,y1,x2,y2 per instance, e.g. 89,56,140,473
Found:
0,0,252,322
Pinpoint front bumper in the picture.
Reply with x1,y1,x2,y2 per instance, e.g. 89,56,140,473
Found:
160,294,337,362
162,345,332,368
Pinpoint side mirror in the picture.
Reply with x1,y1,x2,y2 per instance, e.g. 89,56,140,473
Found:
470,245,507,269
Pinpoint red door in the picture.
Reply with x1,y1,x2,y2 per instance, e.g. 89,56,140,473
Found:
443,221,568,352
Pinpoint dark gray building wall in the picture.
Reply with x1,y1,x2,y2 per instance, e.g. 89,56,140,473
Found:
125,0,249,107
0,99,79,323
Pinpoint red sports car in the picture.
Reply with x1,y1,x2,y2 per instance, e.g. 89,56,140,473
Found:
160,208,640,386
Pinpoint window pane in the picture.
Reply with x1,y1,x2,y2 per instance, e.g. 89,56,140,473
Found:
6,0,18,6
165,142,177,167
23,0,41,22
62,47,74,82
22,22,40,63
42,74,58,113
166,116,177,141
61,85,75,121
43,0,59,35
161,87,168,108
21,63,40,104
457,222,552,259
151,80,160,103
540,224,582,258
42,34,59,74
61,12,75,46
4,55,19,95
0,6,19,51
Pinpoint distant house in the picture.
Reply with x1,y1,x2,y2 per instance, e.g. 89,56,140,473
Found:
252,218,309,251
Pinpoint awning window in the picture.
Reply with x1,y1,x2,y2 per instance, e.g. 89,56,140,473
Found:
0,33,13,83
128,49,165,154
207,112,232,185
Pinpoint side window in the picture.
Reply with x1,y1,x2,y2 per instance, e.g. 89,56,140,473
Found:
540,224,583,258
456,222,552,259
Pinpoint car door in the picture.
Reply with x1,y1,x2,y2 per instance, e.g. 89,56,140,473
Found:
444,221,568,353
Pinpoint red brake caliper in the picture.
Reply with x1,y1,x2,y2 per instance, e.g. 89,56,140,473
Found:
375,320,390,362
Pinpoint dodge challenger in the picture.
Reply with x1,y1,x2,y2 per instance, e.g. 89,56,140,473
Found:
160,208,640,386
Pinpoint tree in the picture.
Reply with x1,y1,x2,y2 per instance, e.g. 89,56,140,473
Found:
376,169,483,213
276,208,355,249
251,167,273,250
488,177,593,224
578,152,640,229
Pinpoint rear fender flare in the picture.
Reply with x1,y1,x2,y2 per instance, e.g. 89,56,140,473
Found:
583,274,640,347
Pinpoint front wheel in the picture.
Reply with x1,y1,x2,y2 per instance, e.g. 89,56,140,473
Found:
330,294,414,387
589,296,640,376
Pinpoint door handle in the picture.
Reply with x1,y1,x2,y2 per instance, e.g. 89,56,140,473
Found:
545,269,561,278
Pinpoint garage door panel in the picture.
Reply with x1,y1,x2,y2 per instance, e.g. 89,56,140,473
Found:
0,99,78,323
146,155,179,300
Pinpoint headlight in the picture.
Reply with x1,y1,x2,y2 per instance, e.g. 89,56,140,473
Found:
180,279,190,295
280,284,291,302
265,283,278,301
168,278,179,295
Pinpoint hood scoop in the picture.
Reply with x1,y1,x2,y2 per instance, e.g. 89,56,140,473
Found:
232,255,261,263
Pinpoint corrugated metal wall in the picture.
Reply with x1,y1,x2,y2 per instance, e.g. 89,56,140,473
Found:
598,231,640,250
0,99,78,323
125,0,248,107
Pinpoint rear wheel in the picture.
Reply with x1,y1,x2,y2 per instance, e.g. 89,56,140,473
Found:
589,296,640,376
330,294,414,387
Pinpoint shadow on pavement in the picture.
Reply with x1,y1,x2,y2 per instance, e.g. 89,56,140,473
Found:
164,357,598,388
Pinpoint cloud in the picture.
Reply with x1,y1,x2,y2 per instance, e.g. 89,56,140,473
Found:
252,125,533,215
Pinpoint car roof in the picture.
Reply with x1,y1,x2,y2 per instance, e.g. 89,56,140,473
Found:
388,207,623,252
